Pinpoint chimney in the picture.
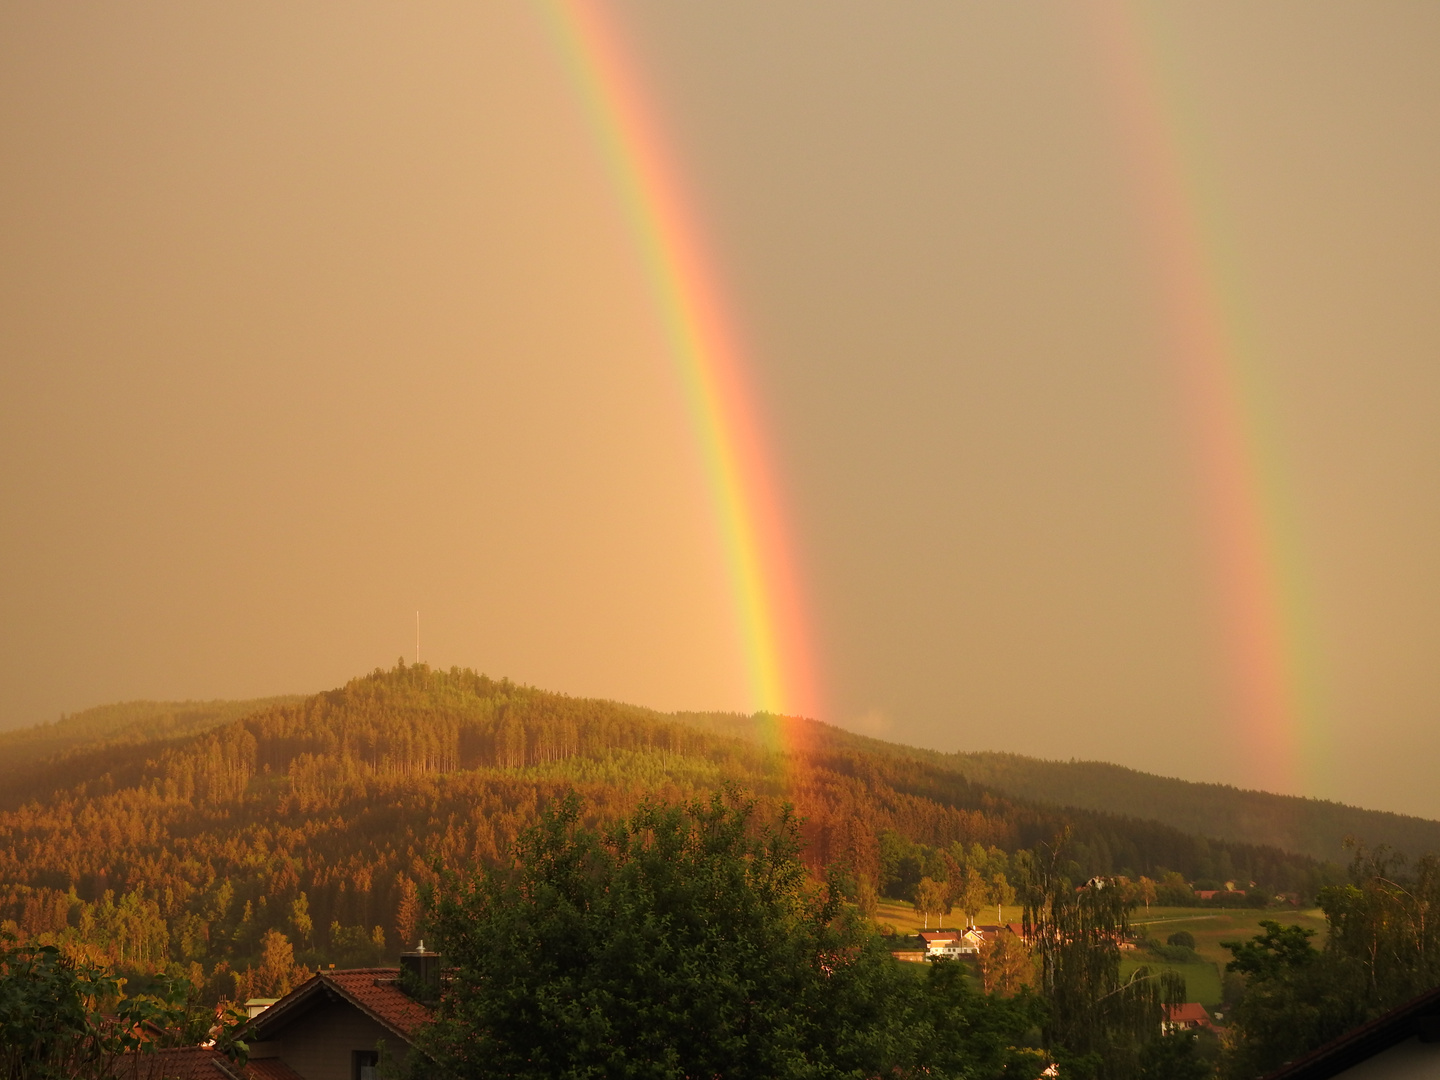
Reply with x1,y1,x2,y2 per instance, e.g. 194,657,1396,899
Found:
399,940,441,998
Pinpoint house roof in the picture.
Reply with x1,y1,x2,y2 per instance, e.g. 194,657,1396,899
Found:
919,931,959,943
1261,983,1440,1079
1166,1003,1212,1027
243,967,433,1046
115,1046,304,1080
239,1060,306,1080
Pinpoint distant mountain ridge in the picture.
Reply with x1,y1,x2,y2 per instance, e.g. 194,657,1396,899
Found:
0,697,305,795
0,664,1328,987
2,682,1435,867
665,716,1440,866
932,752,1440,867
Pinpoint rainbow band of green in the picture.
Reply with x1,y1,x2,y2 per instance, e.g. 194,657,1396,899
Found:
537,0,818,727
1087,0,1319,792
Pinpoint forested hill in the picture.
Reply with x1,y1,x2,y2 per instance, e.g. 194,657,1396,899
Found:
665,718,1440,866
0,664,1328,989
933,753,1440,866
0,697,304,807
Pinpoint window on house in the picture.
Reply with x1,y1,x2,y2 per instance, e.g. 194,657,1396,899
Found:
353,1050,380,1080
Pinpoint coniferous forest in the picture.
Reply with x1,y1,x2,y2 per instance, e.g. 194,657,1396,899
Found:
5,664,1440,1077
0,664,1334,998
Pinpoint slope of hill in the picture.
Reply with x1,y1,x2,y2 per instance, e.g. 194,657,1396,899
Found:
0,664,1325,992
665,718,1440,866
0,697,304,781
932,753,1440,867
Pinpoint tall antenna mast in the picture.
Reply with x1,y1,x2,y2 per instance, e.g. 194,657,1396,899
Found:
415,611,420,665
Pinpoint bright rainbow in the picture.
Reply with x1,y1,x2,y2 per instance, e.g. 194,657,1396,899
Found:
1085,1,1321,793
536,1,819,728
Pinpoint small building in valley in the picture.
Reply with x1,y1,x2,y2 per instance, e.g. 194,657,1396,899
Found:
919,930,966,958
1163,1003,1214,1035
238,948,437,1080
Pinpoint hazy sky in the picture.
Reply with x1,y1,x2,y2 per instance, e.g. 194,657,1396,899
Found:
2,3,1437,818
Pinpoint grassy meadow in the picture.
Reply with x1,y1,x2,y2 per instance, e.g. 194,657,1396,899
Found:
875,900,1330,1007
874,899,1024,936
1128,906,1329,1007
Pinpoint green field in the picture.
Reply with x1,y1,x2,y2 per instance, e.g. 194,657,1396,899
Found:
876,901,1330,1007
1129,906,1329,1007
875,899,1023,936
1120,957,1223,1007
1132,907,1328,969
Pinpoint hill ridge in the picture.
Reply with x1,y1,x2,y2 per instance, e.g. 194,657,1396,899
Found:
4,676,1436,866
0,664,1370,990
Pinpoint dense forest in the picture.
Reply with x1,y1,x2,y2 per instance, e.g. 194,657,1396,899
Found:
0,697,303,805
935,751,1440,864
0,664,1346,1003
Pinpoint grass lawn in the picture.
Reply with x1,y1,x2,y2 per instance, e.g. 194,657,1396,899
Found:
875,899,1023,936
1131,906,1328,972
1120,957,1223,1007
876,901,1328,1007
1128,906,1328,1008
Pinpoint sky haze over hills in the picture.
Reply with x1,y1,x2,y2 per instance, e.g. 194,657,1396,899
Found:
1,3,1438,819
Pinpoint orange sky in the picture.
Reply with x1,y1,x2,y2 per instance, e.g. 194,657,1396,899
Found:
2,3,1438,818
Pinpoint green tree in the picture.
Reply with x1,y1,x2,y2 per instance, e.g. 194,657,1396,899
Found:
1322,846,1440,1006
1220,848,1440,1078
1022,849,1183,1080
1136,876,1157,916
914,961,1049,1078
420,790,1041,1080
394,874,421,948
1218,922,1359,1079
955,869,989,929
289,892,313,948
915,876,947,929
977,931,1036,997
0,941,216,1079
988,872,1016,925
1138,1031,1211,1080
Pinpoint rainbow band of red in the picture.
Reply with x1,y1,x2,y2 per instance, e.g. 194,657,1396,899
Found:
538,1,819,724
1086,0,1315,792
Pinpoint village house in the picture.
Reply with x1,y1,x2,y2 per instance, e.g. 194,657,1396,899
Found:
1163,1002,1215,1035
235,946,437,1080
919,929,966,958
918,924,1013,959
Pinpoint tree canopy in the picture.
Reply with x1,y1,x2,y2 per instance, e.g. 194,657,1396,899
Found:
419,789,1048,1080
1219,845,1440,1078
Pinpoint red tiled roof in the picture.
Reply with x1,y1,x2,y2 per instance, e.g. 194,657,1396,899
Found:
919,931,959,943
115,1046,236,1079
324,968,433,1040
240,1059,305,1080
1166,1003,1213,1027
246,967,433,1046
117,1045,305,1080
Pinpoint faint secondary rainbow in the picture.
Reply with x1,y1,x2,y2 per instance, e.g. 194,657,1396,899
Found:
1085,1,1321,793
537,1,819,734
